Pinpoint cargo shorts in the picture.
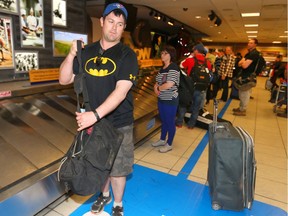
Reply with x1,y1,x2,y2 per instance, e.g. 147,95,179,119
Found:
110,124,134,177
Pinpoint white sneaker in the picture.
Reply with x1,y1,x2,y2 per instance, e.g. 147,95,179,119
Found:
152,139,166,147
159,144,173,153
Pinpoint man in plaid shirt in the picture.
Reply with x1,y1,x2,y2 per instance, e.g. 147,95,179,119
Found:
218,46,236,101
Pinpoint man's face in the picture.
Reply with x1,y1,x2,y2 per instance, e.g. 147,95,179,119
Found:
100,12,126,43
247,39,257,50
193,49,199,55
225,47,233,55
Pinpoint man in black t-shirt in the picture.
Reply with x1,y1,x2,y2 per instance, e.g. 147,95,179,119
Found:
59,3,138,216
233,38,260,116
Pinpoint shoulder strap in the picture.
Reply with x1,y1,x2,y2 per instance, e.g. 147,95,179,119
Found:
192,57,200,69
252,53,261,75
76,41,83,73
74,40,91,112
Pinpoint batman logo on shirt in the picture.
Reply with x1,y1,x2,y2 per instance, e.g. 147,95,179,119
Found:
85,57,116,77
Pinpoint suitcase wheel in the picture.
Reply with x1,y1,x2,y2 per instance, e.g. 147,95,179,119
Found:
212,202,222,210
247,201,252,209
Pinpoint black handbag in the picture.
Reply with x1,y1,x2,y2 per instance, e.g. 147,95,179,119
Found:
233,55,261,91
57,40,123,196
233,72,257,91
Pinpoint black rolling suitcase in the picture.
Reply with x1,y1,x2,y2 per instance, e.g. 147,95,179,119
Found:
208,99,257,211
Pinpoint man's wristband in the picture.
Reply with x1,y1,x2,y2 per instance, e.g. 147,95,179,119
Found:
93,110,101,121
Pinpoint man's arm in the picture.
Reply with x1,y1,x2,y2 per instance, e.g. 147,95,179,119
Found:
179,58,186,69
238,57,253,69
96,80,133,119
76,80,133,131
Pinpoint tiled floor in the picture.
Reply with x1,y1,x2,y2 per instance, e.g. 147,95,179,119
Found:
41,76,287,215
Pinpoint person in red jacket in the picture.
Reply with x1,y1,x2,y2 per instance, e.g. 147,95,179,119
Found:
176,43,212,128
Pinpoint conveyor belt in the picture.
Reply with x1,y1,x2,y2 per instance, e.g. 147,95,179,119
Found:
0,71,161,216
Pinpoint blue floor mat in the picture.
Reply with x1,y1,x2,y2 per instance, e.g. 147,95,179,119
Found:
71,165,286,216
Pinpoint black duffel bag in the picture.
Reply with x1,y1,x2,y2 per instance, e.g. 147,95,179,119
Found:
57,118,123,196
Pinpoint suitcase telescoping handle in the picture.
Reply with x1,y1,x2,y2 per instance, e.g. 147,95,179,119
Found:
212,98,218,133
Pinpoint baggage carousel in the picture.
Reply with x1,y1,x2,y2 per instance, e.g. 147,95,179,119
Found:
0,69,160,215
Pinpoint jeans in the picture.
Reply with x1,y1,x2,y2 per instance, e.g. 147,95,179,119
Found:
187,89,203,127
176,105,187,126
239,88,252,111
200,90,207,109
220,77,229,101
176,89,205,127
212,79,221,99
158,101,178,145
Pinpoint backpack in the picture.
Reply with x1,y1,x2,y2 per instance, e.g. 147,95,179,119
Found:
178,69,194,106
255,53,266,76
190,57,211,91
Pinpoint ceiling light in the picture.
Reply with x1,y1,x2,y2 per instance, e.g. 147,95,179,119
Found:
202,38,213,42
208,10,216,21
154,13,160,19
272,41,282,44
168,20,174,26
244,24,259,27
246,31,258,33
248,35,257,38
279,35,288,38
214,17,222,26
241,13,260,17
